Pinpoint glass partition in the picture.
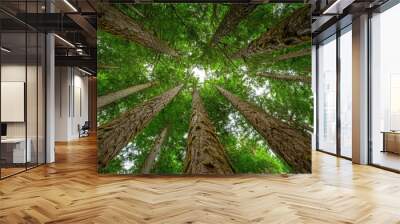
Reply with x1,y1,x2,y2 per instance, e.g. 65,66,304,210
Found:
0,1,46,179
1,31,28,177
370,4,400,171
339,26,352,158
318,35,337,154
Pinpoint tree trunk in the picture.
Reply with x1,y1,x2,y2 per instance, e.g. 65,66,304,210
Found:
98,3,179,57
216,86,311,173
185,90,234,175
98,64,120,70
209,4,258,47
141,126,169,174
97,81,156,108
256,72,311,84
98,85,183,168
232,6,311,59
275,48,310,62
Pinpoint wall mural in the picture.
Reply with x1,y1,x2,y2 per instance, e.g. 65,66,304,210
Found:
97,2,312,175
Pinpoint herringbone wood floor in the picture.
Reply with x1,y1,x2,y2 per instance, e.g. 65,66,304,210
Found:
1,136,400,224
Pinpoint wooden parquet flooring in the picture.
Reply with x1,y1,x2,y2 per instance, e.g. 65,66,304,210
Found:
1,136,400,224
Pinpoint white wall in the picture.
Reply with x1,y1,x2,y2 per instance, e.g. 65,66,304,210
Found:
1,63,46,164
1,65,27,138
55,67,89,141
55,66,69,141
1,65,42,137
72,72,89,138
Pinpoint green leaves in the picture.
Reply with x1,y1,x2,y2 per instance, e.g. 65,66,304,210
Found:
226,137,290,174
98,3,311,174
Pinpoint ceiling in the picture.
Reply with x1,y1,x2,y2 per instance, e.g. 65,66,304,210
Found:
0,0,97,74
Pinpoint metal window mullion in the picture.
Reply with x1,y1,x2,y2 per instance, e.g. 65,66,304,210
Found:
69,68,71,118
0,20,2,179
316,44,320,150
367,10,373,165
336,28,341,157
44,34,47,164
25,0,28,171
73,68,75,118
36,0,39,167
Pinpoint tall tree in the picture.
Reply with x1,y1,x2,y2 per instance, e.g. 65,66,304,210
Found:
98,85,183,168
256,72,311,84
185,90,234,175
97,81,157,108
141,126,169,174
217,86,311,173
98,64,120,70
275,48,310,62
209,4,258,47
232,6,310,59
98,3,179,57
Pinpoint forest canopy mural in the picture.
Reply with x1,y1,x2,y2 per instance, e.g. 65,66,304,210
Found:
97,2,312,175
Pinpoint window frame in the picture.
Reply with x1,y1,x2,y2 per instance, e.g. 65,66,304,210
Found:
315,22,353,161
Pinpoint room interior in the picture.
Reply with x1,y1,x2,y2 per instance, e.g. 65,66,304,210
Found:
0,0,96,179
313,0,400,172
0,30,46,178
